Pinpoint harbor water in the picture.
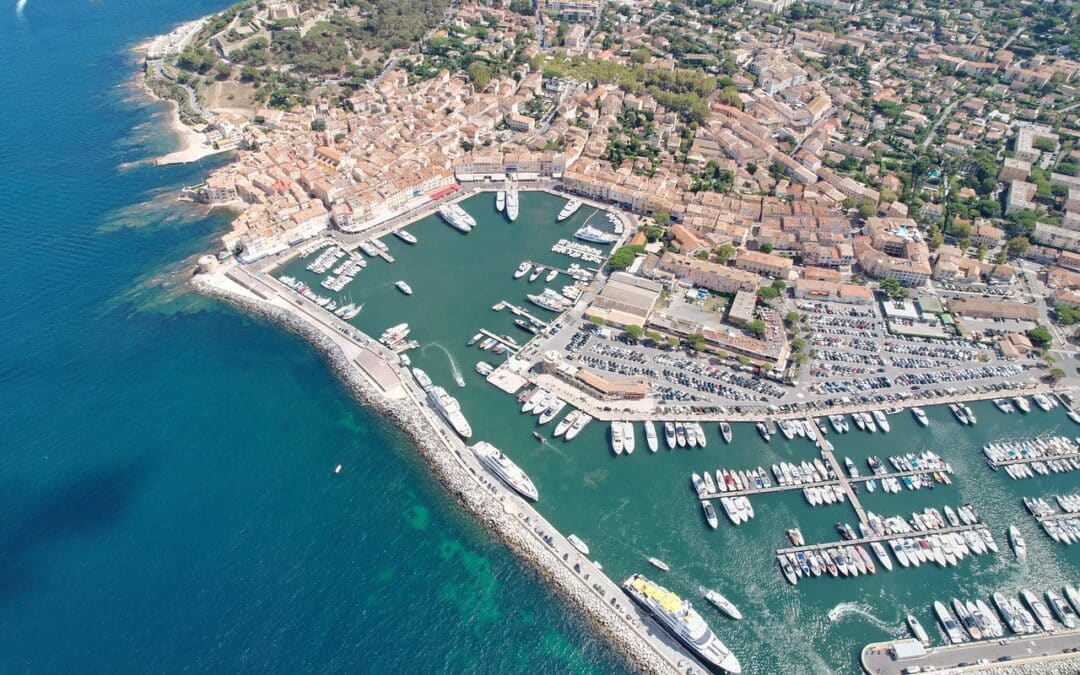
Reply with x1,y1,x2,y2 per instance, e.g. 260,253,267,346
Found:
0,2,626,673
284,191,1080,673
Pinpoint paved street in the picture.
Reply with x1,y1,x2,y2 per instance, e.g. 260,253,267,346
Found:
862,631,1080,674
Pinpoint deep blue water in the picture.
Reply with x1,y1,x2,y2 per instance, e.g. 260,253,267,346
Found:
0,2,626,672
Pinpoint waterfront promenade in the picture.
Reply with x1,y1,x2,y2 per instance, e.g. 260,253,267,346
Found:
861,631,1080,674
197,262,710,675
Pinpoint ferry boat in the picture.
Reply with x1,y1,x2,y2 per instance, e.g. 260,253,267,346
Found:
472,441,538,500
505,187,519,221
395,280,413,295
393,229,417,244
567,534,589,556
623,574,742,673
704,590,742,620
648,557,670,572
558,198,583,221
720,422,732,444
702,500,719,529
1013,395,1032,413
906,614,929,644
1008,525,1026,559
573,225,617,244
872,410,890,433
514,261,531,279
644,420,659,453
911,407,929,427
428,386,472,438
664,422,677,449
495,190,505,212
438,204,475,233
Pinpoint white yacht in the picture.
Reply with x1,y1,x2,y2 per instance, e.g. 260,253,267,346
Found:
506,187,519,221
1033,393,1053,412
514,261,531,279
1008,525,1027,559
624,575,742,673
702,500,719,529
704,590,743,620
496,190,505,212
644,421,659,453
720,422,732,444
664,422,677,449
557,198,582,221
428,386,472,438
622,421,636,454
545,268,559,283
912,407,929,427
395,280,413,295
1013,396,1032,413
393,229,417,244
439,204,475,232
411,367,434,392
573,225,617,244
610,422,624,455
872,410,890,433
472,441,538,500
565,413,591,440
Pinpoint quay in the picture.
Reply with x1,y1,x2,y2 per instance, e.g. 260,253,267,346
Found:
988,450,1080,469
775,522,990,556
695,467,949,501
374,248,395,263
492,299,550,327
860,630,1080,674
518,259,598,277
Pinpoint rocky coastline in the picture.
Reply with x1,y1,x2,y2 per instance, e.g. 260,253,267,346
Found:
190,274,680,675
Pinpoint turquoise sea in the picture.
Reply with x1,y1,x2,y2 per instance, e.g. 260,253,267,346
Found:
0,2,626,673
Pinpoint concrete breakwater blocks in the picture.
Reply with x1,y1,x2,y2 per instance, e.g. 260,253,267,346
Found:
191,276,679,675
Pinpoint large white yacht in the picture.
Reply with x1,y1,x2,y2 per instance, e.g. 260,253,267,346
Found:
428,386,472,438
439,204,476,232
472,441,538,500
623,574,741,673
573,225,617,244
506,187,519,221
557,198,582,221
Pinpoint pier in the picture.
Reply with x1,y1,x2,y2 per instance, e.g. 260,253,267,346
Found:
988,450,1080,469
1031,510,1079,523
492,300,550,327
696,467,950,501
374,248,395,263
808,418,869,525
775,522,990,556
476,328,521,353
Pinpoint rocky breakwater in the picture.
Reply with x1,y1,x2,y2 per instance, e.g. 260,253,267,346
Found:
190,272,686,675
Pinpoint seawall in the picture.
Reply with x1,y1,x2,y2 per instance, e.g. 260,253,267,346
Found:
190,274,688,675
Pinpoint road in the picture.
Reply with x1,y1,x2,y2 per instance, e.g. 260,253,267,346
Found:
920,94,971,150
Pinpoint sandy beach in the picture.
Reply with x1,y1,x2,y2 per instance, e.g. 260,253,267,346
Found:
152,99,227,166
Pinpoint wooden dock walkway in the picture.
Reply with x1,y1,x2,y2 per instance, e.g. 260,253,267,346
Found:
375,248,395,263
775,522,988,556
476,328,521,353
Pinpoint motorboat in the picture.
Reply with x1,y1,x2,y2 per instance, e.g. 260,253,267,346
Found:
912,407,929,427
704,590,742,620
557,198,582,221
645,420,659,453
664,422,677,449
514,261,531,279
395,280,413,295
506,187,519,221
496,190,505,212
720,422,732,444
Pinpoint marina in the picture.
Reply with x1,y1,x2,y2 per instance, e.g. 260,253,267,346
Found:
236,190,1080,673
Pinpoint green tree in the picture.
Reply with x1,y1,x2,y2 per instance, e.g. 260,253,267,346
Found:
608,246,637,270
588,315,606,326
881,278,903,297
1048,367,1066,382
976,244,987,261
758,286,780,300
746,319,766,337
760,243,774,253
1006,236,1030,257
653,210,671,226
771,279,786,291
631,48,651,64
1026,326,1053,348
310,119,327,132
857,198,877,220
714,243,735,263
625,324,645,339
468,62,492,90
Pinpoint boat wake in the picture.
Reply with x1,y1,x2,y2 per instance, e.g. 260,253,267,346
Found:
16,0,27,16
426,343,465,387
826,602,895,632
